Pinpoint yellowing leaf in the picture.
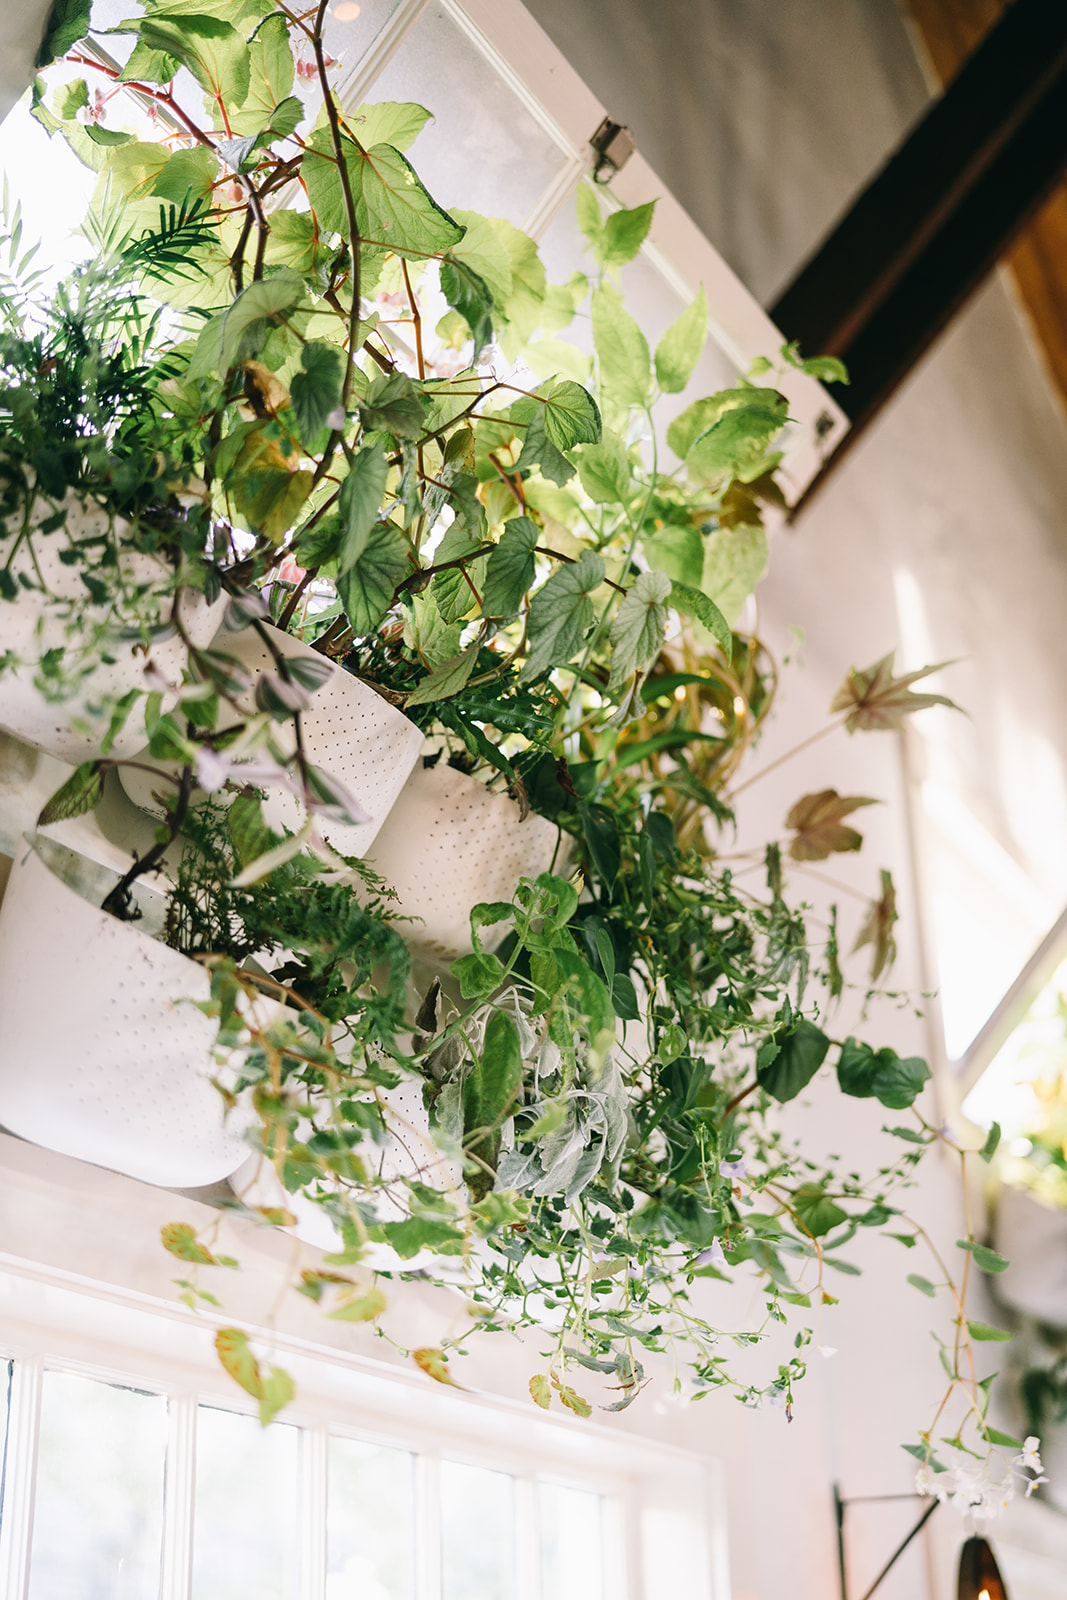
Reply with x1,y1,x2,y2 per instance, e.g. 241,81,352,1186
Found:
830,652,960,733
215,1327,261,1399
785,790,879,861
161,1222,217,1265
327,1286,387,1322
413,1347,463,1387
853,868,898,982
529,1373,553,1409
551,1377,592,1418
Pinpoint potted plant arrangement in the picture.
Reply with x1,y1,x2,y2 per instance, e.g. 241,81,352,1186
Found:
3,1,1041,1500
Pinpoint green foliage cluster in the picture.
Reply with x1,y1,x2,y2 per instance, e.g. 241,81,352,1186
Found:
11,0,994,1443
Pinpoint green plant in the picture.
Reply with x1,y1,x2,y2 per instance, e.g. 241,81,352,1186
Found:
15,1,1034,1486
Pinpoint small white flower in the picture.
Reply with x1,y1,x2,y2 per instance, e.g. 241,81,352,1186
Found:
818,1344,838,1359
719,1155,746,1179
694,1239,727,1269
1016,1435,1044,1474
325,406,347,430
1025,1474,1048,1498
915,1464,932,1495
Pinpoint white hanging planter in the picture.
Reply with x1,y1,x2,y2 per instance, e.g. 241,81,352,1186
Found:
0,493,223,762
0,842,269,1188
364,759,561,964
120,623,423,858
994,1183,1067,1325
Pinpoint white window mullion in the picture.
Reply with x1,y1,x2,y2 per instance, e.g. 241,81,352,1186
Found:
160,1392,197,1600
0,1355,43,1600
603,1493,632,1600
513,1476,539,1600
300,1425,328,1600
415,1451,442,1600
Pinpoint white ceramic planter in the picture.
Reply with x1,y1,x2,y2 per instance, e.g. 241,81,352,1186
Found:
0,493,223,761
364,760,561,963
994,1183,1067,1325
120,623,423,857
0,842,266,1188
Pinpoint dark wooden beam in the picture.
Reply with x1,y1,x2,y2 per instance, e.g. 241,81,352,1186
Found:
770,0,1067,497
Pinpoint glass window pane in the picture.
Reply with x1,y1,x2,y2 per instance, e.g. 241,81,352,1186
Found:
539,1482,603,1600
28,1370,166,1600
192,1405,299,1600
326,0,405,83
441,1460,514,1600
362,2,571,225
327,1435,414,1599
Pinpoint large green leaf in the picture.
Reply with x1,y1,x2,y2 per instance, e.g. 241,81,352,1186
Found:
290,341,344,444
439,257,493,357
793,1183,848,1238
542,380,601,452
701,524,768,627
655,283,708,394
482,515,539,618
37,761,104,825
669,581,731,658
591,286,650,408
229,14,296,135
448,210,513,303
597,200,655,268
36,0,91,67
220,269,305,369
608,569,671,693
405,641,480,707
756,1018,830,1103
463,1008,523,1165
359,371,426,438
137,14,250,108
302,132,464,257
338,442,389,570
667,386,787,460
688,402,789,484
348,100,432,152
576,430,630,505
336,520,410,634
522,550,605,680
513,396,574,487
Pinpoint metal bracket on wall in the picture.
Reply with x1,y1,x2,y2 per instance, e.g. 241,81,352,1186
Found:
589,117,634,183
834,1482,939,1600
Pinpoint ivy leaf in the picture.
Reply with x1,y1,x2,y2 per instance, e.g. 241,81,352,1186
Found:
608,568,671,694
785,789,879,862
542,380,601,452
782,343,850,385
830,652,960,733
522,550,605,680
853,868,898,982
979,1121,1002,1164
793,1183,848,1238
290,341,344,444
576,431,631,504
220,270,305,368
957,1240,1010,1275
967,1321,1013,1343
655,283,708,393
439,257,493,357
597,200,656,267
336,519,410,634
404,640,480,707
338,442,390,570
668,581,732,659
529,1373,553,1409
482,515,539,618
757,1018,830,1103
161,1222,217,1265
837,1037,930,1109
359,370,425,438
37,761,105,825
591,285,650,408
907,1273,937,1297
413,1347,463,1387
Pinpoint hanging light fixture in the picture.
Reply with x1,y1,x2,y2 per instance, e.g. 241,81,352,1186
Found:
957,1535,1010,1600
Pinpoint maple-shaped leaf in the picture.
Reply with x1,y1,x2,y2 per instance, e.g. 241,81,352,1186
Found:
853,868,898,981
830,652,959,733
785,789,880,861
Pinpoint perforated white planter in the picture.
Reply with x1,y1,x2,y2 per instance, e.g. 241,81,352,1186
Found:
364,761,561,963
121,623,423,857
0,494,223,762
0,844,263,1188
